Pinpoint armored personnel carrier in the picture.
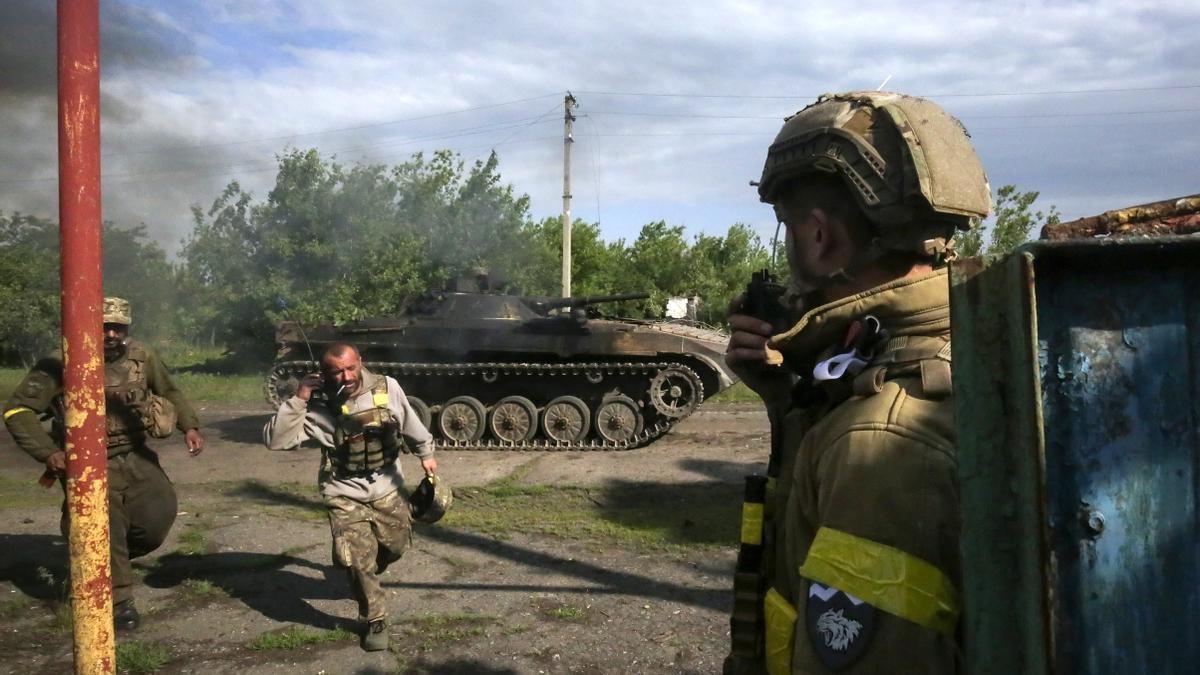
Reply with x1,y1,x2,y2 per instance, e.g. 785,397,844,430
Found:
264,278,738,450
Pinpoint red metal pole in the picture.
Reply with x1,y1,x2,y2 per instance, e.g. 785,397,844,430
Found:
58,0,114,672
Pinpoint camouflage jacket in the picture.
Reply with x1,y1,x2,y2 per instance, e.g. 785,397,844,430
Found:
765,269,960,674
3,340,200,461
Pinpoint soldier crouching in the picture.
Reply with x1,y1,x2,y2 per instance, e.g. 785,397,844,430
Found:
262,341,437,652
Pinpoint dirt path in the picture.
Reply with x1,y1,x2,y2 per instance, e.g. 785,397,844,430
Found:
0,402,769,674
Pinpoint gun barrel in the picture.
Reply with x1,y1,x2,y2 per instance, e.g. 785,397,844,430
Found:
541,292,650,310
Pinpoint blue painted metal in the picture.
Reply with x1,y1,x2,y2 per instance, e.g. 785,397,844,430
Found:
951,235,1200,674
1035,237,1200,673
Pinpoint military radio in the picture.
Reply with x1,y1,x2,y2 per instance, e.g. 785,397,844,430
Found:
742,269,788,367
743,269,788,330
728,269,791,664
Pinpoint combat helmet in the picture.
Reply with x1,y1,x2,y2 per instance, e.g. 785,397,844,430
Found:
103,297,133,325
758,91,991,257
410,474,453,524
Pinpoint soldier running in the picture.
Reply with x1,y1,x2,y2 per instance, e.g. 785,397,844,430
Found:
262,342,437,652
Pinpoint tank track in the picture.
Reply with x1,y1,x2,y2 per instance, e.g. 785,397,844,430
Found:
264,360,704,452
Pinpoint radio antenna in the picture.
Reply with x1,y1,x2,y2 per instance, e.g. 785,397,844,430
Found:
276,297,317,366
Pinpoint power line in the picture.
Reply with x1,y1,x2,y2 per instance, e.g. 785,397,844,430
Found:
492,101,564,149
577,114,604,227
0,115,561,186
589,107,1200,121
98,92,563,158
0,135,564,195
969,108,1200,119
575,83,1200,99
589,111,781,120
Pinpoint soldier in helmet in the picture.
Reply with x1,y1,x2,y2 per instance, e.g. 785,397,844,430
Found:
3,297,206,631
262,342,437,652
724,92,991,673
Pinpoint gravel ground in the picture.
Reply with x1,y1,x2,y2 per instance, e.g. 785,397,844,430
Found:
0,402,769,674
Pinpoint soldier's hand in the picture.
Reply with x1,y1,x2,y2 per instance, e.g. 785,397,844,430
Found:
185,428,205,456
725,294,794,406
420,456,438,476
45,451,67,474
296,373,323,401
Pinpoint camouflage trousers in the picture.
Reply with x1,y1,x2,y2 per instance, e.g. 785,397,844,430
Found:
60,447,177,604
324,489,413,622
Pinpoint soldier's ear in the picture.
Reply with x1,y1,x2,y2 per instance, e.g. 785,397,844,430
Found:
808,207,837,260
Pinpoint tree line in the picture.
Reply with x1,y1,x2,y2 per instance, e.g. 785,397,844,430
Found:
0,148,1054,368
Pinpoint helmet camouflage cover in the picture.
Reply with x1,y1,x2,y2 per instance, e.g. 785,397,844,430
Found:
103,297,132,325
759,91,991,255
410,474,453,524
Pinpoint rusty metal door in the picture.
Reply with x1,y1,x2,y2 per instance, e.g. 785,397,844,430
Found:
951,236,1200,674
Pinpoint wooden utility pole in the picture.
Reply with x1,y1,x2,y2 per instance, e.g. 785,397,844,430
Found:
561,93,576,298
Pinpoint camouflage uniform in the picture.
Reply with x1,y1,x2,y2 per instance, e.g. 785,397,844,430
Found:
3,298,200,605
326,490,412,621
264,367,433,623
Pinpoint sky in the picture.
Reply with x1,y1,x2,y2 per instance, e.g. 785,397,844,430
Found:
1,0,1197,254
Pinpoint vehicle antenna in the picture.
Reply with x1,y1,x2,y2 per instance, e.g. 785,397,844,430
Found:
276,297,317,366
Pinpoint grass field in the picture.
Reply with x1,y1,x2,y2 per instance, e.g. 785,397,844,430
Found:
1,341,267,406
709,381,759,403
0,368,264,406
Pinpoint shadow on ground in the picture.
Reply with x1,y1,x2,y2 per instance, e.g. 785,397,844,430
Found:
371,659,521,675
396,526,729,612
157,461,743,627
226,477,327,512
0,533,69,600
142,550,351,630
206,413,277,444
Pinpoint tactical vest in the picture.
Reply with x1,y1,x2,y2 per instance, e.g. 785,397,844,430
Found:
104,342,154,447
329,379,401,475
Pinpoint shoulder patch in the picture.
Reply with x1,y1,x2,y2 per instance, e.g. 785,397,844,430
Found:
806,582,876,671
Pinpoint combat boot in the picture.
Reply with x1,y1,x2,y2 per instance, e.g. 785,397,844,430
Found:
362,618,389,651
113,600,140,631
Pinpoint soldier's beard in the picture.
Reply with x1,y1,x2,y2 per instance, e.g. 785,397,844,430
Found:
103,339,127,361
783,271,823,318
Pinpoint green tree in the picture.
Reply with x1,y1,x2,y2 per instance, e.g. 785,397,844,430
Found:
179,148,540,361
510,216,628,298
684,224,773,325
102,224,179,344
0,213,60,365
0,213,181,366
956,185,1061,257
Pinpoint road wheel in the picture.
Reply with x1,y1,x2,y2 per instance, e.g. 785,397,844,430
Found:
594,394,644,444
438,396,486,443
489,395,538,443
541,395,590,443
407,396,432,430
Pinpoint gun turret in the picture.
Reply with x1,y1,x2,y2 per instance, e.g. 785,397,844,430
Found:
527,292,650,314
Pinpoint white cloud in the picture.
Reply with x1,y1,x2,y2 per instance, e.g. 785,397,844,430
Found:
1,0,1198,251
